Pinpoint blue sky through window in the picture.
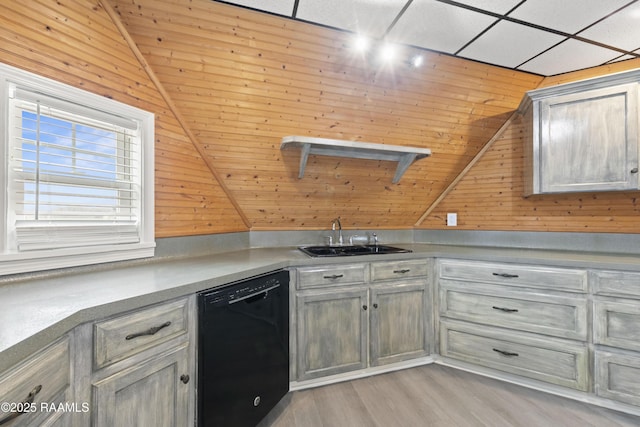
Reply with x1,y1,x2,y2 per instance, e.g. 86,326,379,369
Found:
19,110,131,220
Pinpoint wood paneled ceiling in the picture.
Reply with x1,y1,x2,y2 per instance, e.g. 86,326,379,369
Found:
4,0,640,236
109,0,547,230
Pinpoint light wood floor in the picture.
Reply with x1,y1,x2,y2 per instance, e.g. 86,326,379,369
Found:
260,365,640,427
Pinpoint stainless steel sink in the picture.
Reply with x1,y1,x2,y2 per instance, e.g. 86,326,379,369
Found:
298,244,412,257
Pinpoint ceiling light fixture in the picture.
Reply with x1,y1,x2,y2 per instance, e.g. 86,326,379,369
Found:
379,43,396,62
410,55,424,68
353,35,371,52
350,34,423,70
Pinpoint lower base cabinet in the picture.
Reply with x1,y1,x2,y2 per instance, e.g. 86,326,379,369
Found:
593,271,640,410
87,297,196,426
440,319,589,391
294,261,431,383
0,336,74,427
92,343,191,426
297,288,369,380
296,282,430,381
370,283,429,366
596,351,640,407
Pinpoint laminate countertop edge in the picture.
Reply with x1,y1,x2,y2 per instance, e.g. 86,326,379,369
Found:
2,243,640,374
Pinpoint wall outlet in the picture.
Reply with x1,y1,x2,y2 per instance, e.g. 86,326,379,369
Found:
447,213,457,226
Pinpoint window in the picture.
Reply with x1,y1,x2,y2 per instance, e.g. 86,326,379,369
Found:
0,63,154,275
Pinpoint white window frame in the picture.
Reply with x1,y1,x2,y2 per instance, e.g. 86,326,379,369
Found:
0,62,155,276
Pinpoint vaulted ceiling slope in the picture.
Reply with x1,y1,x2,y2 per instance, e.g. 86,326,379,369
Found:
216,0,640,77
0,0,249,238
4,0,638,236
109,0,547,230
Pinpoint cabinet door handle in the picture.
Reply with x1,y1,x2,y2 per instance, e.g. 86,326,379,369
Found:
180,374,190,384
493,348,519,357
393,269,411,274
125,321,172,340
492,272,519,279
323,274,344,280
0,385,42,426
362,305,368,311
492,306,519,313
373,303,378,309
631,167,638,174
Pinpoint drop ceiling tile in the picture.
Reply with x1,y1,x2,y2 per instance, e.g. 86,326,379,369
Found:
509,0,630,34
295,0,408,37
518,39,621,76
579,2,640,51
386,0,497,53
220,0,296,16
459,20,564,68
453,0,522,14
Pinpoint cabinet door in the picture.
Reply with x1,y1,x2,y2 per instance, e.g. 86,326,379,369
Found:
537,83,639,193
296,288,368,380
370,282,429,366
595,351,640,406
92,343,191,427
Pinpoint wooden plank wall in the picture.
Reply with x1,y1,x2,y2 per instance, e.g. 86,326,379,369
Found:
108,0,542,231
0,0,247,238
420,59,640,233
5,0,637,236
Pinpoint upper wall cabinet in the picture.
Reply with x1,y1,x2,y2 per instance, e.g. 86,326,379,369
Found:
519,69,640,196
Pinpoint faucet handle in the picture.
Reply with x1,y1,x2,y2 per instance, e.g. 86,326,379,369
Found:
350,235,368,245
372,233,378,246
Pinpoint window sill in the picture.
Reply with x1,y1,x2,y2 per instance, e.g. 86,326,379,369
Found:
0,243,156,276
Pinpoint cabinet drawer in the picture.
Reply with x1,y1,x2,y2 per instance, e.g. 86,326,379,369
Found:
594,300,640,352
296,264,367,289
440,281,587,340
0,337,71,427
593,270,640,298
94,298,189,369
370,259,428,282
595,351,640,407
440,320,589,391
439,259,587,292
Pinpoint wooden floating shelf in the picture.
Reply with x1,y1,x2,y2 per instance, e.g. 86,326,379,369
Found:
280,136,432,184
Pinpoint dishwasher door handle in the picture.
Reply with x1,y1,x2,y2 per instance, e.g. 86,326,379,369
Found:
228,284,281,304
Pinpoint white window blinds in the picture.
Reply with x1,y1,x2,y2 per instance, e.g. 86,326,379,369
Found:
7,87,142,251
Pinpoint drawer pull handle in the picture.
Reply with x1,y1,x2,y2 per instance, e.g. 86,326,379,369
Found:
492,273,519,279
493,348,519,357
492,306,519,313
323,274,344,280
0,384,42,426
125,321,172,340
393,269,411,274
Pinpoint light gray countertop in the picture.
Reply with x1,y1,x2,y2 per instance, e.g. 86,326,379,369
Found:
2,243,640,374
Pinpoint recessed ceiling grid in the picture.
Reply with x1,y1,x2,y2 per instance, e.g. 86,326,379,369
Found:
213,0,640,76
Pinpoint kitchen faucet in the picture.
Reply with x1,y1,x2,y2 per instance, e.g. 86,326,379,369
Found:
331,217,343,246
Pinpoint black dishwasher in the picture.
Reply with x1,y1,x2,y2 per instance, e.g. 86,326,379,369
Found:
197,270,289,427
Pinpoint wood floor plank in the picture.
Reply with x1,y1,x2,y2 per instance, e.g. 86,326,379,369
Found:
260,365,640,427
